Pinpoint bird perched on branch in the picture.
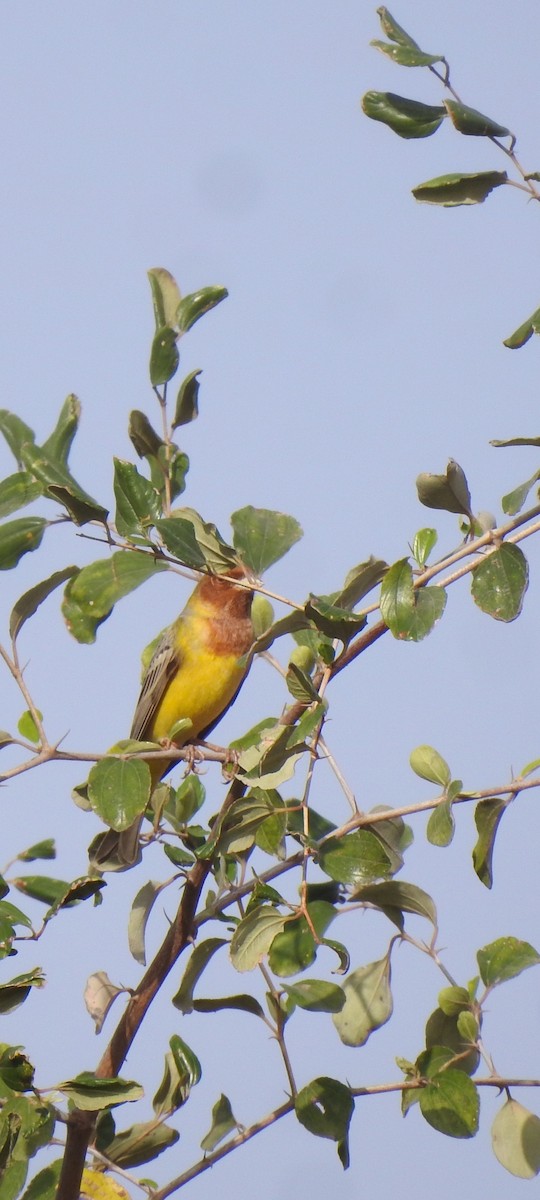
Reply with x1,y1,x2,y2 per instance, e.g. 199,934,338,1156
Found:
91,565,254,868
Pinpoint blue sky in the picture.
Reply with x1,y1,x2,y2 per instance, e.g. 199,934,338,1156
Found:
1,3,540,1196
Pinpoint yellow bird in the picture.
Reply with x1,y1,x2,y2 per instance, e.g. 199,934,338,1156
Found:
93,565,254,868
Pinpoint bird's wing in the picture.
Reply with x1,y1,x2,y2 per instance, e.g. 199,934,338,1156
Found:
130,625,180,742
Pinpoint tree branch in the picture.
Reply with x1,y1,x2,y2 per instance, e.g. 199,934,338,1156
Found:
56,781,244,1200
151,1099,294,1200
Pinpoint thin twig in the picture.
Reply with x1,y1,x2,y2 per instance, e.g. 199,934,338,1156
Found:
151,1100,294,1200
319,777,531,845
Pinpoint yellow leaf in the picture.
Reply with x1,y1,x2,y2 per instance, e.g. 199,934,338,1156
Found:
81,1169,130,1200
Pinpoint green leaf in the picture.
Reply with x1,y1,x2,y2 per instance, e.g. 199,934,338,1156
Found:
229,907,288,972
318,830,393,885
98,1119,179,1168
237,716,312,790
231,506,303,574
246,880,287,912
165,775,206,827
20,1160,62,1200
285,660,321,704
87,758,152,831
218,792,286,854
0,409,37,461
471,543,528,622
173,369,202,428
503,305,540,350
426,798,455,847
477,936,540,989
0,964,45,1012
176,286,228,333
295,1076,354,1167
0,1095,54,1191
170,1032,201,1082
62,551,166,643
13,874,68,905
0,1145,26,1196
0,407,108,527
412,528,437,567
334,557,388,609
156,507,237,572
153,1036,201,1116
9,567,78,643
424,1008,481,1076
380,558,446,641
172,938,227,1013
492,1099,540,1179
167,447,190,503
521,756,540,778
371,39,443,67
457,1010,479,1042
472,798,506,888
41,394,80,464
16,844,55,864
0,517,45,570
0,1047,34,1093
376,7,420,47
438,986,470,1017
352,880,437,928
365,808,412,867
304,595,367,643
113,459,161,536
47,484,107,527
0,473,42,520
419,1069,479,1138
200,1094,238,1152
502,469,540,515
410,745,450,787
268,902,337,977
282,979,345,1013
443,99,511,139
362,90,445,138
255,794,287,856
17,710,42,743
155,515,206,569
57,1073,143,1111
416,459,472,517
447,779,462,803
147,267,182,331
321,938,350,976
333,957,393,1046
128,409,165,459
41,876,105,919
149,326,179,386
162,844,195,867
412,170,508,206
0,902,34,954
419,1044,467,1078
193,994,265,1018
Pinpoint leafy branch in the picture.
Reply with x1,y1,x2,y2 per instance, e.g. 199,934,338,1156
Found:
364,6,540,346
2,214,540,1193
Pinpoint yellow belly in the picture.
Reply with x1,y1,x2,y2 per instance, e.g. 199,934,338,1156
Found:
150,648,245,745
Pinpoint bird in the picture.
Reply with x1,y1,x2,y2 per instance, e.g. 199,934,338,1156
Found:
91,564,254,868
